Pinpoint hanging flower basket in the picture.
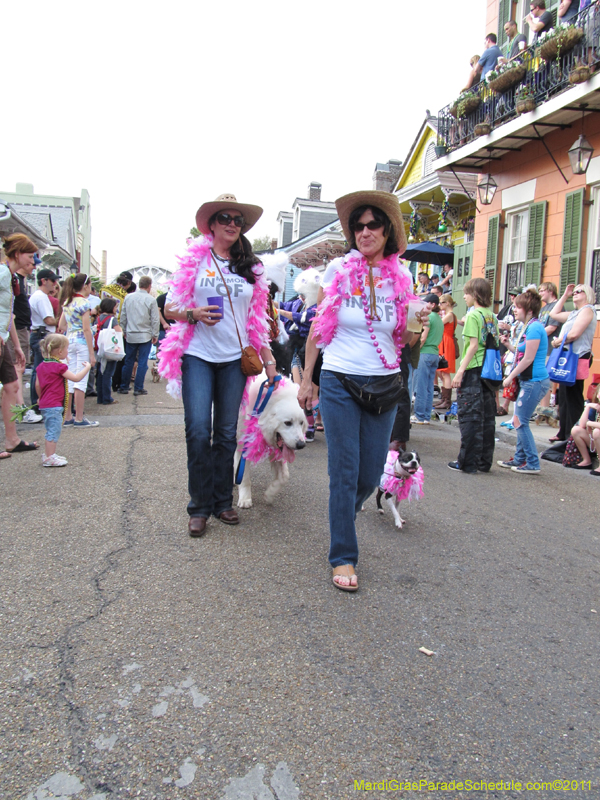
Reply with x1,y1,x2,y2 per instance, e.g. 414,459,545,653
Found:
448,103,458,118
474,122,492,136
540,26,584,60
457,94,481,118
488,63,527,93
569,65,591,84
516,97,537,114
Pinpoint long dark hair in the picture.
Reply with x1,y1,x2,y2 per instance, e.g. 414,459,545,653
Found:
346,205,399,257
209,213,261,284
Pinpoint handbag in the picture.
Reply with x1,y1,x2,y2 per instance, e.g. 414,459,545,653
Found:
97,317,125,362
576,354,591,381
438,354,449,369
211,255,263,377
332,371,403,415
547,342,578,385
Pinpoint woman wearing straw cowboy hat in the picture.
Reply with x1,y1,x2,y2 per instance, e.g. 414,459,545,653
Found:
160,193,277,538
298,190,416,592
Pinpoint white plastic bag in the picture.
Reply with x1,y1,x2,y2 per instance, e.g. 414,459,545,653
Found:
97,317,125,362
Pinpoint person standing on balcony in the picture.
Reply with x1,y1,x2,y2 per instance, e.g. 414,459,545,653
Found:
502,20,528,60
463,34,502,90
558,0,580,23
526,0,553,45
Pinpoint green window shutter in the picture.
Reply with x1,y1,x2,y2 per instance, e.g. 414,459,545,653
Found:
560,188,584,295
485,214,501,302
524,201,547,287
498,0,511,52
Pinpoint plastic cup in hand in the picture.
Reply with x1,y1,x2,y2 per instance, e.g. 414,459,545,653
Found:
406,298,428,332
207,296,224,321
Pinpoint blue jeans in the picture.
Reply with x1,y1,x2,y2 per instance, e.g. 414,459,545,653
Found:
181,354,247,518
120,340,152,392
96,359,117,404
513,378,550,469
41,407,63,442
413,352,439,421
319,369,396,568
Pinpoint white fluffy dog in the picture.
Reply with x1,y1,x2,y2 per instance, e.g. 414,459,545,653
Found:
235,375,307,508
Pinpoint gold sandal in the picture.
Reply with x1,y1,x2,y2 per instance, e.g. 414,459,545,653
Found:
332,565,358,592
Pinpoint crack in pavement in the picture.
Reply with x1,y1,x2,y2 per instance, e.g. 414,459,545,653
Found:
52,425,145,797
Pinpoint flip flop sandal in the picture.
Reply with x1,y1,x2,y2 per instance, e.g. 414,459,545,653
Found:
315,423,325,432
7,440,39,453
0,451,12,460
332,565,358,592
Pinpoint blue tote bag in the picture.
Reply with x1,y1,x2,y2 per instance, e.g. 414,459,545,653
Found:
547,343,578,385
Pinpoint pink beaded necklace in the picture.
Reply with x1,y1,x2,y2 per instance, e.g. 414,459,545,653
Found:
361,264,400,370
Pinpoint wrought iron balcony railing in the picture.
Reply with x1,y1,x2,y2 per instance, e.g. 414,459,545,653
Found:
437,5,600,154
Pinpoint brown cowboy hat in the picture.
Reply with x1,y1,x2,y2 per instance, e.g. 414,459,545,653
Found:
335,190,407,256
195,193,263,236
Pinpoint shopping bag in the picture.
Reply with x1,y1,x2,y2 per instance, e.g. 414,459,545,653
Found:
97,317,125,362
547,343,577,385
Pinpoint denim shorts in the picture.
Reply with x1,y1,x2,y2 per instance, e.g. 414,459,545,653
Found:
41,407,64,442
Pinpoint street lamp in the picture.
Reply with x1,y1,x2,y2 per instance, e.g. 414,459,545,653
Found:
478,173,498,206
568,134,594,175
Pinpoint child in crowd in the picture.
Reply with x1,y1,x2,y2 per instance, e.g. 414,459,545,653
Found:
35,334,91,467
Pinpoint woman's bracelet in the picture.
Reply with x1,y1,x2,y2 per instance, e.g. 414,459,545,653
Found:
186,309,195,325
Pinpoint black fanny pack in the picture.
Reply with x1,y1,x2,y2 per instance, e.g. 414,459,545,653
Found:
332,371,403,415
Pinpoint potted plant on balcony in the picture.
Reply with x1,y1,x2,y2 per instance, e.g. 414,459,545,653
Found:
486,59,527,93
538,23,584,61
435,137,448,157
515,85,536,114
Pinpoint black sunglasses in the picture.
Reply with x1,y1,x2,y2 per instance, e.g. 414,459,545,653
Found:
350,220,385,233
216,212,245,228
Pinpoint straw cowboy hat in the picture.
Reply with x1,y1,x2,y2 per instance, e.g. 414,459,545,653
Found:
195,193,263,236
335,190,407,256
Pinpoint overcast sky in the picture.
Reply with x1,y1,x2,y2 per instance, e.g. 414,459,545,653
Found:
4,1,485,280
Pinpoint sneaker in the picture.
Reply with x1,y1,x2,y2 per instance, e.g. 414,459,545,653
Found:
410,415,430,425
73,418,99,427
63,418,74,426
23,409,43,423
511,464,540,474
305,427,315,442
133,389,148,396
117,388,130,394
448,461,477,473
497,459,525,469
42,454,68,467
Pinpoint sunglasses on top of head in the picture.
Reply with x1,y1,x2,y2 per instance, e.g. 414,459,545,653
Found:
351,220,385,233
216,212,245,228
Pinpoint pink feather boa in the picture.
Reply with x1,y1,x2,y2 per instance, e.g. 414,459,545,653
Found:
312,250,416,361
157,235,270,400
379,451,424,502
238,377,297,465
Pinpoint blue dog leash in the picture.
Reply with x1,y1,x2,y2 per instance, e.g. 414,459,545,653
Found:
235,376,282,485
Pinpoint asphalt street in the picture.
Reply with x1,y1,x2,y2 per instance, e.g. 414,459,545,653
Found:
1,379,598,800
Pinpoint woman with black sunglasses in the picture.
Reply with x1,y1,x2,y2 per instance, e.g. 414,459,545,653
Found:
298,190,415,592
161,194,276,538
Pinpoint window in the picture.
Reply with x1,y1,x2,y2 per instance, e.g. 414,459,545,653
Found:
504,207,529,300
423,142,437,177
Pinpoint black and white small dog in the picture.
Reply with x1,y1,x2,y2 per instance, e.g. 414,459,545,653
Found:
376,449,424,529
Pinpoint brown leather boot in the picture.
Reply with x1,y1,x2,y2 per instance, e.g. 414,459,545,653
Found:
435,387,452,410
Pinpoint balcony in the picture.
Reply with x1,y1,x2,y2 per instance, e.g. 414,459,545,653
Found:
437,6,600,156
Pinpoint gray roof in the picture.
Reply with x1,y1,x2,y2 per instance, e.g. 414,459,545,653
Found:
13,204,75,256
